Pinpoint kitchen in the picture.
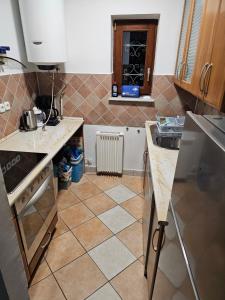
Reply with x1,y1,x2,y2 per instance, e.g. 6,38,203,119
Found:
0,0,224,299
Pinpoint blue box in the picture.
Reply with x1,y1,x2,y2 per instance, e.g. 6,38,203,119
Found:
121,85,140,97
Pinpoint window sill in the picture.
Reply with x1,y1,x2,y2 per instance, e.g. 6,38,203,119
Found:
108,95,154,104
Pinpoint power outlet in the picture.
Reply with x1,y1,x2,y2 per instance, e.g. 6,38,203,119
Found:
4,101,10,111
0,103,6,113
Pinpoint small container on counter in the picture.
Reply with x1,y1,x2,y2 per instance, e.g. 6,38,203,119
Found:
112,82,118,97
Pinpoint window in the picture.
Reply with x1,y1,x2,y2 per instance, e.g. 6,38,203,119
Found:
113,20,158,95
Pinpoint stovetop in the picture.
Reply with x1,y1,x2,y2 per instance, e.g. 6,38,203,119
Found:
0,150,47,194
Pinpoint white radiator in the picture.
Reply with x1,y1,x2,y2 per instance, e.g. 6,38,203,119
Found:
96,131,124,175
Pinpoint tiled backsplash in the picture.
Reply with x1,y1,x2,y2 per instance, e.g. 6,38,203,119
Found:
0,71,221,140
36,73,197,127
0,73,37,139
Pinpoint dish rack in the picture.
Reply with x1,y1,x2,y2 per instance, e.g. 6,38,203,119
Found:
156,116,185,136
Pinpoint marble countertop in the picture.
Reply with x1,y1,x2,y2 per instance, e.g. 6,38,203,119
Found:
145,121,179,222
0,117,84,206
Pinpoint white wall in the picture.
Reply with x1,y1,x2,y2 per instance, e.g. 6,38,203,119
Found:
84,125,146,172
64,0,184,75
0,0,33,75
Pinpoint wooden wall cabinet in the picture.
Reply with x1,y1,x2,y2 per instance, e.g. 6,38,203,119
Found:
174,0,225,111
174,0,204,95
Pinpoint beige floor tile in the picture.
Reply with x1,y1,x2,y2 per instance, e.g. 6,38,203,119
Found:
139,218,143,224
121,195,144,220
72,217,113,251
139,192,144,199
57,190,80,211
71,174,89,186
85,174,99,182
111,260,148,300
54,254,107,300
84,193,116,215
45,231,85,272
86,283,121,300
59,203,94,229
53,217,69,239
138,255,145,264
87,174,121,191
117,222,143,258
71,181,102,200
122,175,144,194
29,275,65,300
31,259,51,286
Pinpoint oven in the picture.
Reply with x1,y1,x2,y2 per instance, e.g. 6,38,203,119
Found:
14,162,57,265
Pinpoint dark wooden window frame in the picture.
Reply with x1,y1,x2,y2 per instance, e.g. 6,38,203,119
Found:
113,19,158,96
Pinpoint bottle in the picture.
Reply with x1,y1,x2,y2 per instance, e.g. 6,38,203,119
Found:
112,81,118,97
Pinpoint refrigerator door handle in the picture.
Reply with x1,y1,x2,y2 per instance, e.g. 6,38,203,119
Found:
149,222,167,300
152,227,165,252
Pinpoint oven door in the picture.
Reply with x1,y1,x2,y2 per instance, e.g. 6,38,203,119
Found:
17,173,57,264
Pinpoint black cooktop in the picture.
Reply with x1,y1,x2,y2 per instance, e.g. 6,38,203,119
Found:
0,150,47,193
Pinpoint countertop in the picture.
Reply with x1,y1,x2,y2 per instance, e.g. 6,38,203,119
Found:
0,117,84,206
145,121,179,222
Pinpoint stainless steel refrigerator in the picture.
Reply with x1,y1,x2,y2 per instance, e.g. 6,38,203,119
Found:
0,169,29,300
145,112,225,299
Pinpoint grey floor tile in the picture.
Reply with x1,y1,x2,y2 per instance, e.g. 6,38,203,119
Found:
88,236,136,280
105,184,136,204
87,283,121,300
98,206,136,234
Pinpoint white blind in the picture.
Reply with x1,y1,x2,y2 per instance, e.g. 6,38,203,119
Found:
176,0,191,77
184,0,203,82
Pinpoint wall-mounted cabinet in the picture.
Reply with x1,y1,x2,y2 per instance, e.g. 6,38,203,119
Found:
174,0,225,111
174,0,204,94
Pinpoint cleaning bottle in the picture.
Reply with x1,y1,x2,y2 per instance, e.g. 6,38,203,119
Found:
112,81,118,97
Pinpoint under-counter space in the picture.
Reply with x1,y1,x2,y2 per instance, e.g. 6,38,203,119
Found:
145,120,179,222
0,117,84,206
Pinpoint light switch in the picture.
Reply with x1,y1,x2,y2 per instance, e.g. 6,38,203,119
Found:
4,101,10,111
0,103,5,113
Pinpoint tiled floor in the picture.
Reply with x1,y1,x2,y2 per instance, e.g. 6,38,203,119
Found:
29,174,148,300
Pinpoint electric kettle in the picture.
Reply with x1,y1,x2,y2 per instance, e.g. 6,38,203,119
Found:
19,110,37,131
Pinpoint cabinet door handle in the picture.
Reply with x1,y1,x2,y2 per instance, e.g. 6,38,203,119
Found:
199,63,208,92
147,67,151,82
203,63,213,95
180,62,187,80
143,150,148,189
152,227,165,252
41,231,52,249
176,62,182,79
143,150,148,161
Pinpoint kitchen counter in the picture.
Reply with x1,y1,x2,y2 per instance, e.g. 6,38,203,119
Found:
0,117,84,206
145,121,179,222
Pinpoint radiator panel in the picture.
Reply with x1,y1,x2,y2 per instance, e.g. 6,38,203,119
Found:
96,131,124,174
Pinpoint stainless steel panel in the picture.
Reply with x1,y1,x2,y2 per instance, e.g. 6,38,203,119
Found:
204,115,225,134
171,111,225,300
153,203,197,300
17,172,56,264
0,169,29,300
